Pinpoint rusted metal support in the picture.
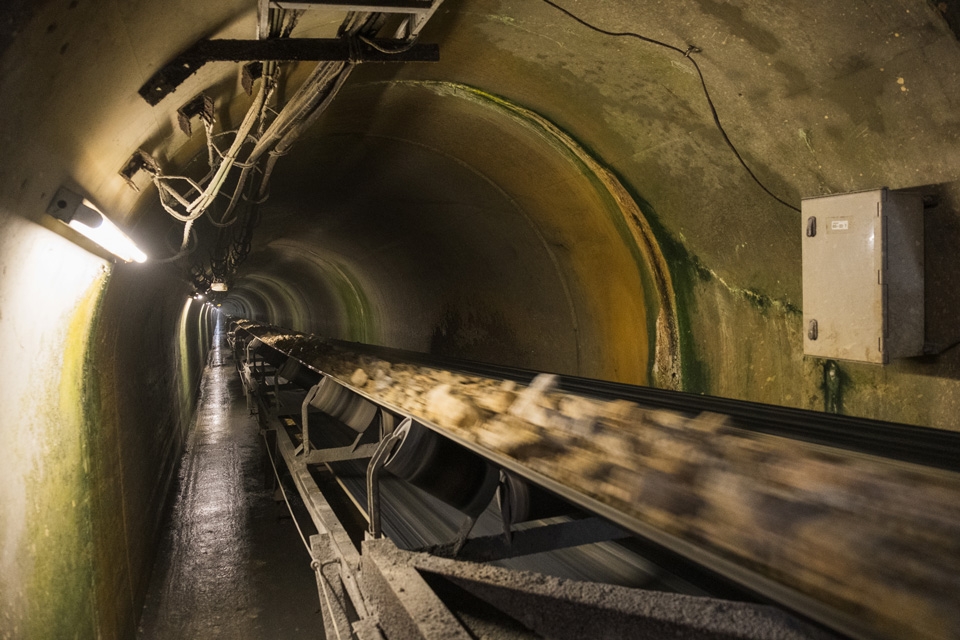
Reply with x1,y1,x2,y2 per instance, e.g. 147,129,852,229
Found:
361,539,831,640
272,0,433,11
176,92,215,136
311,534,356,640
241,61,264,95
118,149,162,191
451,517,631,564
365,426,404,539
138,37,440,105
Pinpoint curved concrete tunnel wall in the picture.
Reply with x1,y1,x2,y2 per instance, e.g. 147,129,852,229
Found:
2,0,960,637
226,80,666,383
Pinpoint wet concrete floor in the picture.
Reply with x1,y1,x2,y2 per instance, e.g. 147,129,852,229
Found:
138,328,322,639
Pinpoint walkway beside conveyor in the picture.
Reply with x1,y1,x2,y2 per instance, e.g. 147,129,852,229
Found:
137,325,321,639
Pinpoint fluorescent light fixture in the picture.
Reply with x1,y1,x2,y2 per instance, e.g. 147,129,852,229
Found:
47,187,147,263
210,281,228,292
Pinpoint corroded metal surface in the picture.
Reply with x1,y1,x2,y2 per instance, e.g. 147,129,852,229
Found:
139,38,441,105
237,320,960,639
364,538,832,640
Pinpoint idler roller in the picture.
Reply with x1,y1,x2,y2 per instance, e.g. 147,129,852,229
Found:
384,419,499,517
244,337,263,362
307,376,378,432
498,472,577,525
256,342,289,369
277,356,322,389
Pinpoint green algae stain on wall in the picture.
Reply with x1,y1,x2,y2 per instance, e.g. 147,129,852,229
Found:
629,204,712,394
21,267,110,640
332,262,377,344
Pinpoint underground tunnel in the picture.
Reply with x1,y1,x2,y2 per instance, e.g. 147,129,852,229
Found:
2,1,960,638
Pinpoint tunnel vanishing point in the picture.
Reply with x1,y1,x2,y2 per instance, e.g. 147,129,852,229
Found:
2,1,960,638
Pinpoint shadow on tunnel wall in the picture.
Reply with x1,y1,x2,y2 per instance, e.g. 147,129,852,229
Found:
901,181,960,379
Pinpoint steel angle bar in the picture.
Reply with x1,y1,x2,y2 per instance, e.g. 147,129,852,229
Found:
302,441,381,464
452,517,631,564
300,383,321,454
390,0,444,39
272,0,433,12
393,540,831,640
139,38,440,105
365,426,405,539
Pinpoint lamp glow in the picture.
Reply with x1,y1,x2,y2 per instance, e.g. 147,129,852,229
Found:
48,187,147,263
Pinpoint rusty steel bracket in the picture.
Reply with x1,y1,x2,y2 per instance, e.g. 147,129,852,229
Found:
241,61,264,96
455,517,631,563
138,37,440,105
118,149,162,191
176,92,215,136
273,0,433,11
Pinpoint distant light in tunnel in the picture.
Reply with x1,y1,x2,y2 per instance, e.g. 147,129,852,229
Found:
47,187,147,263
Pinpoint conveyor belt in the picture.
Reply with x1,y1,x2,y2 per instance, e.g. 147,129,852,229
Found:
330,339,960,473
233,322,960,640
292,412,702,594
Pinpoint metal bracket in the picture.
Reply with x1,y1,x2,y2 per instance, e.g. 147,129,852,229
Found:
118,149,162,191
302,438,381,464
299,378,385,461
456,517,631,563
176,92,215,136
272,0,433,11
241,61,264,95
365,423,406,539
300,382,322,454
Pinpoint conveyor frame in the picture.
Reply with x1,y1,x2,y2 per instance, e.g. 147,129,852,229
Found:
231,324,842,640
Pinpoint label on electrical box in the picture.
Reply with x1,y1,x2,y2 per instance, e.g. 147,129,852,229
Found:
827,218,851,233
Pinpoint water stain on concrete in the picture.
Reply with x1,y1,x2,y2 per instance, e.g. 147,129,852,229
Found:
137,327,321,639
692,0,783,54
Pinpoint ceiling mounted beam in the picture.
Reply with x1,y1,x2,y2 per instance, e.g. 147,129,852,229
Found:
271,0,434,13
138,37,440,105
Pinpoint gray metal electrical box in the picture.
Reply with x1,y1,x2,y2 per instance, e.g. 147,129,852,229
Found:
802,189,924,364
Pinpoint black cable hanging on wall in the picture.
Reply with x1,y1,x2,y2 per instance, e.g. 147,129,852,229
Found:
540,0,802,213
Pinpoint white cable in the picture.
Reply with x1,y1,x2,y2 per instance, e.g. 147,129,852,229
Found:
153,80,273,225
